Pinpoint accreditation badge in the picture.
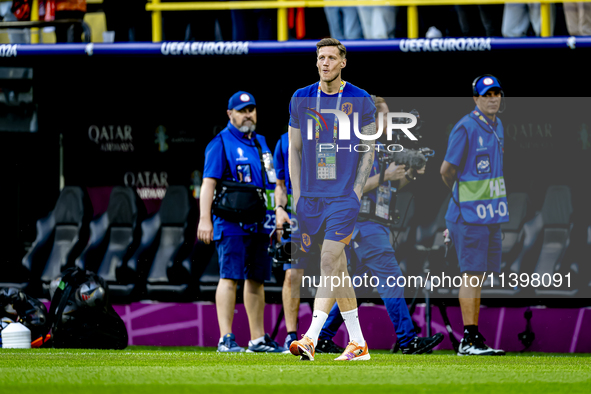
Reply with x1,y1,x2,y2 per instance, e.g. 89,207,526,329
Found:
316,143,337,180
236,164,252,183
375,185,391,220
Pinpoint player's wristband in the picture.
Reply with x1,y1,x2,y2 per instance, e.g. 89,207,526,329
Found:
275,205,286,212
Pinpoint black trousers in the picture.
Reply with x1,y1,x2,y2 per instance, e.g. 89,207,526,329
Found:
455,5,504,37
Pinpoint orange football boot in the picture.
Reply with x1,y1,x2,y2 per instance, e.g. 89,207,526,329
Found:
334,341,370,361
289,335,315,361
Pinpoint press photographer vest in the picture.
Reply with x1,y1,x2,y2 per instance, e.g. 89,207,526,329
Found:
358,144,396,226
217,127,276,233
450,110,509,225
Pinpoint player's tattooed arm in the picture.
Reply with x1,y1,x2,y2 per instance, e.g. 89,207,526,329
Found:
289,126,302,212
353,122,376,200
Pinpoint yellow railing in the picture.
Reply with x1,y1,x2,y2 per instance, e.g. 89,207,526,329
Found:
146,0,591,42
31,0,39,44
25,0,589,44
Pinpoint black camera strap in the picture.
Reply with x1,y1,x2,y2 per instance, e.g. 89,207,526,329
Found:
252,137,267,189
219,131,266,189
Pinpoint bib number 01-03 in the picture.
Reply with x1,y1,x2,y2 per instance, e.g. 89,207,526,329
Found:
476,201,507,220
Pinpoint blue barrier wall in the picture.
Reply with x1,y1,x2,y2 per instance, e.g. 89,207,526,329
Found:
1,37,590,57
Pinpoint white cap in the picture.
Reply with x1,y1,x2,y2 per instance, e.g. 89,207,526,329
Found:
1,322,31,349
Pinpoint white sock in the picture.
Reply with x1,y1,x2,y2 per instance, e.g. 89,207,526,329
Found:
219,337,223,344
304,310,328,347
250,335,265,345
341,308,365,347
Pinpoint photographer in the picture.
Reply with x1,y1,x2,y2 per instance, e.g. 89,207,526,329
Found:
318,97,444,354
198,91,285,353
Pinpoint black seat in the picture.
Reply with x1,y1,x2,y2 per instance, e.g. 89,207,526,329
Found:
75,187,145,301
123,212,161,299
414,194,459,297
144,186,198,301
583,225,591,294
531,186,576,298
481,192,531,298
20,187,92,297
390,192,417,274
0,215,56,293
197,242,221,301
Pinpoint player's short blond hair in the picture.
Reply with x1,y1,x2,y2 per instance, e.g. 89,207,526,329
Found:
316,38,347,59
374,96,386,105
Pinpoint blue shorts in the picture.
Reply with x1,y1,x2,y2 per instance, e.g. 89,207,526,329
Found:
283,253,309,271
216,234,271,282
446,220,502,273
295,191,360,254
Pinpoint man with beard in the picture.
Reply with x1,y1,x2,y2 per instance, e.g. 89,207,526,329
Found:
198,91,285,353
288,38,375,361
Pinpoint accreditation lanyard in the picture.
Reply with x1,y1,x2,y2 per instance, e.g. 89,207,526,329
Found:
473,110,504,154
315,80,346,144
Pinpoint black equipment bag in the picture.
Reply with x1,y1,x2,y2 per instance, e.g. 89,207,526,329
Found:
213,180,267,223
48,267,128,349
212,134,267,224
0,287,49,341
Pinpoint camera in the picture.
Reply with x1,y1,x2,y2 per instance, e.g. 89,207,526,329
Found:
268,220,299,266
386,109,435,172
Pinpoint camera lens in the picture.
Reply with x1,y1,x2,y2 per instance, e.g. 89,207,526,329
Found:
283,242,299,258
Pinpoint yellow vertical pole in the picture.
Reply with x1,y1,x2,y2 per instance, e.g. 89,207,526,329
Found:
540,2,551,37
277,1,288,42
152,0,163,42
31,0,39,44
407,5,418,39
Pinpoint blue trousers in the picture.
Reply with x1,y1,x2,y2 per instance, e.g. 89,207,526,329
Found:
318,221,415,347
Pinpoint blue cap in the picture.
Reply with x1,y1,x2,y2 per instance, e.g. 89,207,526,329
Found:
228,91,256,110
474,76,502,96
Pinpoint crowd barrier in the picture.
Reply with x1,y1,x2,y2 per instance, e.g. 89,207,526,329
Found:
144,0,590,41
38,300,591,352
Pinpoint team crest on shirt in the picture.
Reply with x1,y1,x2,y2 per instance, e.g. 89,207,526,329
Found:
341,102,353,116
302,233,311,247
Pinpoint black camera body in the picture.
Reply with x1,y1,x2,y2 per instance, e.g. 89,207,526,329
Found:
359,109,436,226
268,221,299,265
387,109,435,172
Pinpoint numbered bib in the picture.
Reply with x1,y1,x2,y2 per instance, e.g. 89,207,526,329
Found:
316,143,337,180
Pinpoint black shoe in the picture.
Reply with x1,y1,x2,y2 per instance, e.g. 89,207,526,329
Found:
316,338,344,354
391,340,401,354
457,333,505,356
400,333,444,355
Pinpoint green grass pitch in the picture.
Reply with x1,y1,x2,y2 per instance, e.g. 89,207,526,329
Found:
1,347,590,394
